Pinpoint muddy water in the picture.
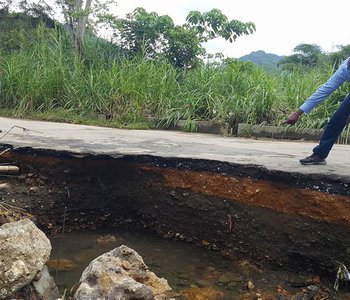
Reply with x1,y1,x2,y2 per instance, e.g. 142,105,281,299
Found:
50,231,343,299
49,229,245,298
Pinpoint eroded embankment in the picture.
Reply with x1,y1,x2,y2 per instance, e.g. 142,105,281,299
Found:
1,147,350,278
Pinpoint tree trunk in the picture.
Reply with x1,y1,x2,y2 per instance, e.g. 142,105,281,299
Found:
75,0,92,58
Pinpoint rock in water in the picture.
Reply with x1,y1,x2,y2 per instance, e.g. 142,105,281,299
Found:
74,245,176,300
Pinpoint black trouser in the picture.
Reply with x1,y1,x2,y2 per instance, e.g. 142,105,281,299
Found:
313,93,350,158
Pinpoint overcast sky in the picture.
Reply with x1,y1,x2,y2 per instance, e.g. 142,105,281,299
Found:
111,0,350,58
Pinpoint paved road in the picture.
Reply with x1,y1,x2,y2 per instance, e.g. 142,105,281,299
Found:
0,117,349,179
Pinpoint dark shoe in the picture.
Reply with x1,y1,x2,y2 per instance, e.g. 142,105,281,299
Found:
300,154,326,165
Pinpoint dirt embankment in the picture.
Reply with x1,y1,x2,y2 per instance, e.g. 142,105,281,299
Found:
0,148,350,281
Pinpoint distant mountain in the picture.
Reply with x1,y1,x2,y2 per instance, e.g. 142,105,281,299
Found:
238,50,284,69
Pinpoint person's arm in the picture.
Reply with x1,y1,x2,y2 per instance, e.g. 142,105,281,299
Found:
284,58,350,125
300,59,349,114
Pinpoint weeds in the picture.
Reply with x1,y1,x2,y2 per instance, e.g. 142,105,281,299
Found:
0,25,348,134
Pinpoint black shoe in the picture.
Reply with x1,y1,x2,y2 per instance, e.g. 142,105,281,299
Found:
300,154,326,165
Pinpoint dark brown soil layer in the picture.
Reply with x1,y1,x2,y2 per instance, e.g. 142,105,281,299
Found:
1,146,350,291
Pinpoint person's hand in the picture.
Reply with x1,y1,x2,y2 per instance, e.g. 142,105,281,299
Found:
282,109,304,125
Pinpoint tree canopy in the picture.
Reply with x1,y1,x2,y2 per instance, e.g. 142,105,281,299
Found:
278,43,325,70
0,0,118,57
0,2,256,69
114,8,256,69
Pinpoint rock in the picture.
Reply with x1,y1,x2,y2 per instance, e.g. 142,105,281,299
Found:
96,234,119,244
89,278,154,300
194,279,211,288
0,183,9,190
247,280,254,290
18,175,26,181
207,267,215,272
29,186,40,193
307,284,319,291
217,274,231,284
74,245,176,300
238,260,262,277
227,282,238,289
0,204,36,225
217,272,242,284
180,286,224,300
32,266,60,300
288,292,305,300
0,219,52,299
122,260,132,270
177,273,190,280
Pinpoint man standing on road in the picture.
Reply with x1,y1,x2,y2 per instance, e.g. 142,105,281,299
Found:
284,57,350,165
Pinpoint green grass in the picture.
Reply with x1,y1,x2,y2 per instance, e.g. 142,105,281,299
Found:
0,108,156,130
0,25,348,134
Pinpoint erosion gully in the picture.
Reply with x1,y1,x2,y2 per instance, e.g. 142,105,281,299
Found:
1,146,350,299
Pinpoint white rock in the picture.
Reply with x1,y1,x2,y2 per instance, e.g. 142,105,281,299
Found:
74,245,175,300
0,219,51,299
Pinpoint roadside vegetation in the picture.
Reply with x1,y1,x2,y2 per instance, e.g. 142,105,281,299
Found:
0,2,350,132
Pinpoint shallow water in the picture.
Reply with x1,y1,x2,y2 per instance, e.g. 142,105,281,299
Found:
49,229,244,298
48,229,350,299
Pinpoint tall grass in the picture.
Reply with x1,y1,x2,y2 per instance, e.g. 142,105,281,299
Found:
0,25,347,131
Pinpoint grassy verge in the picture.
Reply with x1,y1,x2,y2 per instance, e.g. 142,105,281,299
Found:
0,26,348,133
0,108,155,130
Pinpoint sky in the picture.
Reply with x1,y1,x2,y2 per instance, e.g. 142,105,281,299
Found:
110,0,350,58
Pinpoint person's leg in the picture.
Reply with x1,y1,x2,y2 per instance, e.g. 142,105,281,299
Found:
313,93,350,158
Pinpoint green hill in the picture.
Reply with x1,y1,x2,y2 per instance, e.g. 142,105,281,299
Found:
239,50,284,69
0,8,55,53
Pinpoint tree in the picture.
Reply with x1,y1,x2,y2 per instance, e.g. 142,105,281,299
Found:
329,45,350,67
293,44,323,66
1,0,117,57
278,43,324,69
0,1,56,53
115,7,174,58
55,0,93,57
186,9,256,43
114,8,256,69
164,25,204,69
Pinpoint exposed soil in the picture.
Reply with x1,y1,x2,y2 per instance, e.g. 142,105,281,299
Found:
1,146,350,299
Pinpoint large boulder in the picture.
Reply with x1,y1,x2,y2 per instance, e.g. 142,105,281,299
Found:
0,219,52,299
74,245,176,300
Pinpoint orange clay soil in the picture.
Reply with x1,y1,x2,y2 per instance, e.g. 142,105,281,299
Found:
143,166,350,226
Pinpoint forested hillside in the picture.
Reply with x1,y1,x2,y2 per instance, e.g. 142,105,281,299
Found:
239,50,283,69
0,8,54,53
